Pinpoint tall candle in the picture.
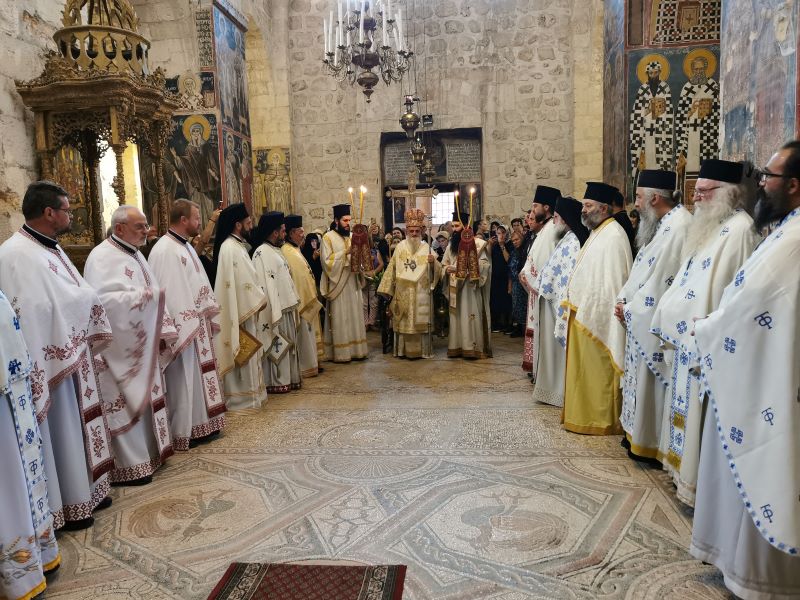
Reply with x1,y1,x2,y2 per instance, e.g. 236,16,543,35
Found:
359,186,366,223
338,1,342,32
469,187,476,222
323,19,328,56
396,9,403,51
348,187,354,210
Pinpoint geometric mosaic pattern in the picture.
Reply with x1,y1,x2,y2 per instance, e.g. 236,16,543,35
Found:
652,0,721,44
45,335,734,599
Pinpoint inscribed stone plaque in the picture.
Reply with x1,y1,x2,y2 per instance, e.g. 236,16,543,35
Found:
383,142,417,186
445,140,481,182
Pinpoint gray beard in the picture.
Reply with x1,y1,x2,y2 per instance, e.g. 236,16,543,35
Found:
406,237,421,254
690,74,708,85
581,212,605,231
635,204,659,249
682,197,736,261
554,222,568,240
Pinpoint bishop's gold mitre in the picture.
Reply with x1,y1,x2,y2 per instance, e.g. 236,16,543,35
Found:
405,208,426,228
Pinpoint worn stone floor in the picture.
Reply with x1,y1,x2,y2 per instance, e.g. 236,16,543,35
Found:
45,333,733,599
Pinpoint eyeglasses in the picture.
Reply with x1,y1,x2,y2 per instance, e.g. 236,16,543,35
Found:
52,207,73,215
758,169,796,183
693,186,720,199
120,221,151,231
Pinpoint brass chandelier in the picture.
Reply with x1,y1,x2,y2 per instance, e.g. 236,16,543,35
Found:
322,0,414,102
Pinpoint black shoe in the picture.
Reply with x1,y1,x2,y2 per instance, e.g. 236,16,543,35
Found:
626,449,662,467
620,436,631,450
94,496,112,511
190,430,220,448
111,475,152,487
44,562,60,576
317,366,325,374
509,330,523,338
60,516,94,531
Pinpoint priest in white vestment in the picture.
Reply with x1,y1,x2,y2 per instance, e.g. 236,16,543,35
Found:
282,214,323,377
649,159,759,506
0,181,114,530
691,143,800,599
442,214,492,359
378,208,442,358
148,199,226,450
0,289,60,600
562,182,632,435
252,212,302,393
532,197,588,407
212,203,268,410
84,206,176,485
519,186,561,374
615,170,692,462
321,204,368,362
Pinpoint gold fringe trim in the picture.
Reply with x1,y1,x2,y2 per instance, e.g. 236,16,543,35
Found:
625,433,662,460
17,577,47,600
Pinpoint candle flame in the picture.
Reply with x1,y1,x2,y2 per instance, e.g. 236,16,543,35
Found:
348,187,354,193
360,185,367,193
469,186,476,194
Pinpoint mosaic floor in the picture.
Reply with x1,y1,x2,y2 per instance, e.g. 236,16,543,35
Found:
46,333,733,599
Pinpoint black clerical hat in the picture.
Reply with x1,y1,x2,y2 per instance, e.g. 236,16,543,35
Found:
285,214,303,231
251,211,284,247
258,211,284,235
555,196,590,245
637,169,677,191
699,159,744,183
583,182,619,205
220,202,249,223
333,204,351,219
212,202,250,271
533,185,560,209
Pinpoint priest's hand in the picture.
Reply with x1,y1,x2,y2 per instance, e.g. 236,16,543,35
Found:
446,265,457,274
614,302,625,325
427,254,434,264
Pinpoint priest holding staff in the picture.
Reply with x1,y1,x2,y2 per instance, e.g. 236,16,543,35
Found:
378,207,442,358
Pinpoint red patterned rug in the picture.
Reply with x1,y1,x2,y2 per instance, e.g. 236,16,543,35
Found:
207,563,407,600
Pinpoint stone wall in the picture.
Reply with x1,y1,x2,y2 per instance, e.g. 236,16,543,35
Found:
287,0,605,229
0,2,63,241
571,0,605,197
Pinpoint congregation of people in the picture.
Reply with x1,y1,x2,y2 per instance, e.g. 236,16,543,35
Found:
3,134,800,599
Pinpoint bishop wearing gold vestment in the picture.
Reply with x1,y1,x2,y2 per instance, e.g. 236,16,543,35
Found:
378,208,442,358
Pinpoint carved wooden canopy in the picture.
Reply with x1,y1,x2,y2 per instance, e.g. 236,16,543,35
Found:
15,0,179,267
